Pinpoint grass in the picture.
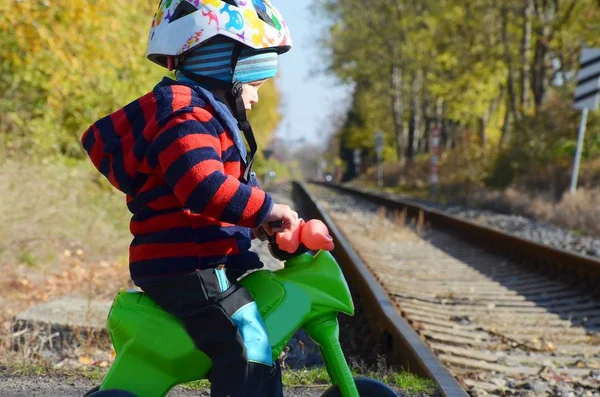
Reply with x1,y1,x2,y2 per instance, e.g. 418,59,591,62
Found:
393,372,438,394
456,186,600,237
2,359,108,382
0,159,131,269
18,249,38,268
356,146,600,239
357,179,432,201
0,159,133,367
181,364,437,395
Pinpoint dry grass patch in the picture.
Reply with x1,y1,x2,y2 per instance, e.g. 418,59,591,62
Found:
464,187,600,236
359,164,600,238
0,159,133,366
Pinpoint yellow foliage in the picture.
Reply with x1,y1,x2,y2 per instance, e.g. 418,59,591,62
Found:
247,78,287,178
0,0,166,157
0,0,282,163
248,78,281,149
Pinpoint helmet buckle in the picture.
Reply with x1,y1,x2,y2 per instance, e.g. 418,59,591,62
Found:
231,80,243,97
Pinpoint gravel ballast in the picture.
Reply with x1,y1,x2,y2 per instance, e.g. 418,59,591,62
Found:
360,185,600,258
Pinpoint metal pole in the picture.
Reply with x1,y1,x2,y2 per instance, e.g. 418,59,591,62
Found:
430,98,443,199
353,149,361,177
377,153,383,188
570,108,589,193
430,126,440,198
375,131,384,188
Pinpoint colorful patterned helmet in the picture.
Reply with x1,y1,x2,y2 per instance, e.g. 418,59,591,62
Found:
147,0,292,68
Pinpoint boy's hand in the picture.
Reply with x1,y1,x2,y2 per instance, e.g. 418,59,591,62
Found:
263,204,299,234
252,227,268,241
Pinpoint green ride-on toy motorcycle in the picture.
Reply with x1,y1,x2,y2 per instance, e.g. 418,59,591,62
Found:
84,219,399,397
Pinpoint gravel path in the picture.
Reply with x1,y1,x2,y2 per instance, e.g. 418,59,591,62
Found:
0,373,326,397
444,207,600,258
361,186,600,258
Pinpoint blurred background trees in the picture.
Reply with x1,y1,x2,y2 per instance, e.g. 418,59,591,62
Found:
0,0,163,157
0,0,288,181
2,0,600,195
316,0,600,194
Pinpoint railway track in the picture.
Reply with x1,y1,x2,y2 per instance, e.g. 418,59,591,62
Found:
293,182,600,397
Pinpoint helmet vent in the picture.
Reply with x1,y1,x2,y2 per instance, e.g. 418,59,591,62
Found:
252,0,277,29
170,1,198,23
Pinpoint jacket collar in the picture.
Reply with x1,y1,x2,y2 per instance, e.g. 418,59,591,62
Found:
160,77,248,163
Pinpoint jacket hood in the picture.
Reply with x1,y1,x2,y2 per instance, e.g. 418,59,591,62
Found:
81,78,247,196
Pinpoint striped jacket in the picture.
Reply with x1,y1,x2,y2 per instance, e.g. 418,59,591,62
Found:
81,77,273,284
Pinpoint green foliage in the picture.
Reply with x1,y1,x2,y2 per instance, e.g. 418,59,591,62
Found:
319,0,600,191
487,93,600,189
337,80,396,163
281,366,330,386
321,0,512,150
18,250,38,268
392,372,437,394
253,156,294,186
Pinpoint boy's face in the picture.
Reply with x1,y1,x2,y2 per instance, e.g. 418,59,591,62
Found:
241,79,269,111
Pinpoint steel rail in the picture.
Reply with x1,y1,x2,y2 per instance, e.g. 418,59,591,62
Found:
293,182,469,397
313,182,600,282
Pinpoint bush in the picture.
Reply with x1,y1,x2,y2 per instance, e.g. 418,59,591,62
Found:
486,92,600,192
0,0,166,158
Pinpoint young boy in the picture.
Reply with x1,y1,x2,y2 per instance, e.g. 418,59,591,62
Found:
82,1,296,395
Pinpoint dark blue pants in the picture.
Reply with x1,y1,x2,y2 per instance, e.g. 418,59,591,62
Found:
140,268,283,397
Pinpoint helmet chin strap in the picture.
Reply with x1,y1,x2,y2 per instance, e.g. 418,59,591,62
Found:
177,69,258,184
226,80,258,183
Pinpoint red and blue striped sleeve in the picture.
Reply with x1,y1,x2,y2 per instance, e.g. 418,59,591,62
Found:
148,109,273,228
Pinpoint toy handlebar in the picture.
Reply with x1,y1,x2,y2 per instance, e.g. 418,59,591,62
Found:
276,219,334,253
263,219,334,261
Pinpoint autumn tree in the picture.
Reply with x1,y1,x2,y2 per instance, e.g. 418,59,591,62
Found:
318,0,600,185
0,0,283,162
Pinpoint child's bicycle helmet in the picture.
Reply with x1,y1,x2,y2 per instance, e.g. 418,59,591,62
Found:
146,0,292,183
147,0,292,71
